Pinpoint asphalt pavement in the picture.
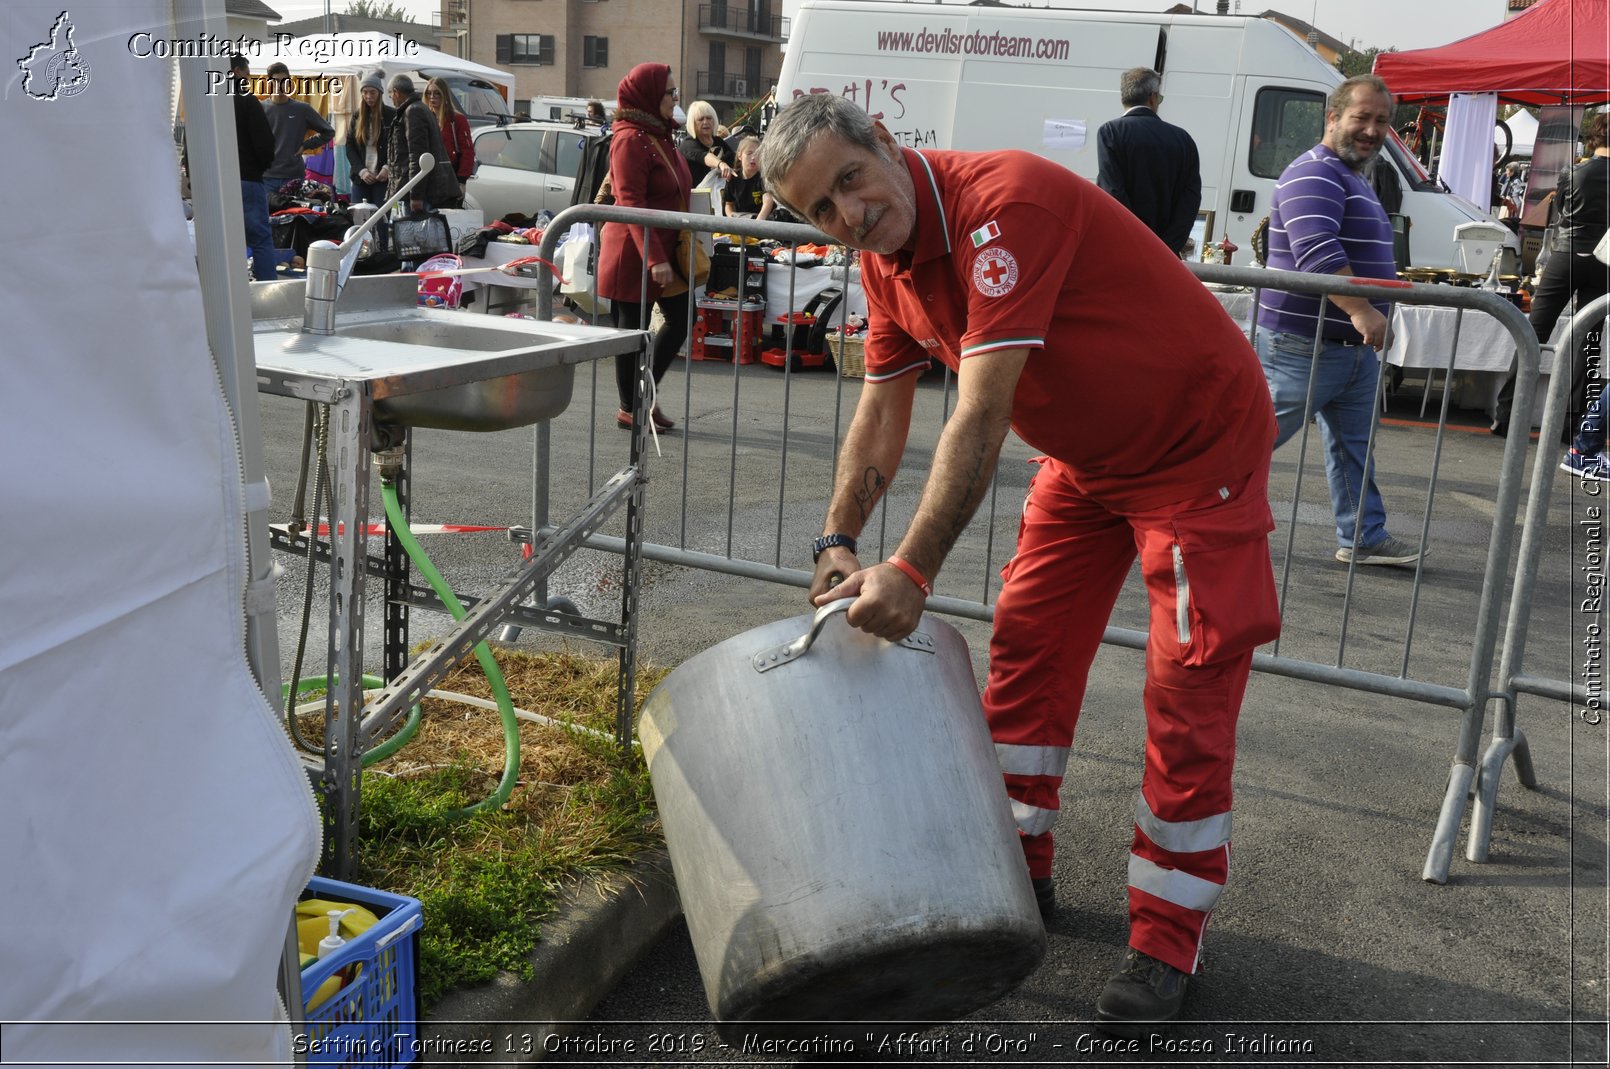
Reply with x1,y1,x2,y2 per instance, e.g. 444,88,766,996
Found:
257,341,1606,1068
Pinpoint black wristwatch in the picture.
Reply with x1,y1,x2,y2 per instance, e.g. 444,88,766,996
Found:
811,533,858,562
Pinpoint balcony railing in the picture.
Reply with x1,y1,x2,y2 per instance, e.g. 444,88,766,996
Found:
697,4,788,42
695,70,766,101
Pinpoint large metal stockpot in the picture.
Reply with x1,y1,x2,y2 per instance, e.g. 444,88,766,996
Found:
638,599,1047,1032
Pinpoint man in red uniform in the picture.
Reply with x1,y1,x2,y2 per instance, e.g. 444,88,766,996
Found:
761,93,1280,1032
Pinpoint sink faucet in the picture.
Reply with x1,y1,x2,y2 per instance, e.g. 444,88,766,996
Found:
302,152,437,335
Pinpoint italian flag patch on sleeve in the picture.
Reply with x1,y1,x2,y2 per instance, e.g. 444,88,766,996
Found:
970,220,1001,248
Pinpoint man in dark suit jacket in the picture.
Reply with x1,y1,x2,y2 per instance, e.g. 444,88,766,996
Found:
1096,67,1202,256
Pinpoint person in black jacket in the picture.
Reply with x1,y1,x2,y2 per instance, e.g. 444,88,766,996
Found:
384,73,458,211
1096,68,1202,256
1494,113,1610,437
229,54,279,280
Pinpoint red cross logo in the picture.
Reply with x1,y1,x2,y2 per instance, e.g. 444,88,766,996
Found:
972,245,1019,297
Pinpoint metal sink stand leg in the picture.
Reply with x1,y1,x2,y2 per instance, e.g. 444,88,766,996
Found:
320,382,374,879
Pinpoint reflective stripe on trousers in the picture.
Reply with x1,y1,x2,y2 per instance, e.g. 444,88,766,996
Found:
997,743,1068,837
983,456,1275,975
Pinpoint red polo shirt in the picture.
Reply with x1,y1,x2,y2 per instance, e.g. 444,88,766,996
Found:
861,149,1273,511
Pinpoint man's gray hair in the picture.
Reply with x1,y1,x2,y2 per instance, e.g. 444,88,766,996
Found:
1119,68,1161,108
1329,74,1393,115
760,93,885,215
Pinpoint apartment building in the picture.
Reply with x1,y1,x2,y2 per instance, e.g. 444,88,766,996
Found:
435,0,786,122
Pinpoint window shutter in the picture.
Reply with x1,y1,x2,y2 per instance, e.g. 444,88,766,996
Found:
496,35,511,64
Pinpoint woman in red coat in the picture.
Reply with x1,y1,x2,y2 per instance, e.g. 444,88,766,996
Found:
597,62,691,430
425,76,472,206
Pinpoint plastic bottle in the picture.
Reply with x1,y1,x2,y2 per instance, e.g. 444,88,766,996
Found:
317,908,357,959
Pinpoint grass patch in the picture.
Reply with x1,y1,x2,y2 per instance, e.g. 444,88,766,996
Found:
301,647,667,1009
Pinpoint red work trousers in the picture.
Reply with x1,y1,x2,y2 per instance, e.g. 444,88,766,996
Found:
984,456,1280,975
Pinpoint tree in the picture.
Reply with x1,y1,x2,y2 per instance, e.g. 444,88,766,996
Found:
1335,46,1391,80
346,0,413,19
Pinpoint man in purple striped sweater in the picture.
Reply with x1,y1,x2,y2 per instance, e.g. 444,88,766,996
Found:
1256,74,1423,567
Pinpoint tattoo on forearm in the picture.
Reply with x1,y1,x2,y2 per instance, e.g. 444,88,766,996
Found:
853,467,886,521
940,445,992,554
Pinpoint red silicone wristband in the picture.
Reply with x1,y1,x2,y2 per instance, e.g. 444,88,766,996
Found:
885,554,933,597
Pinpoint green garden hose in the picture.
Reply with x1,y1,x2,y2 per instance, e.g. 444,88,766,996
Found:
379,480,521,815
280,674,422,766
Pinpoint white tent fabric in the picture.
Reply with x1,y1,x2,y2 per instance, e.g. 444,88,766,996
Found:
1,0,321,1062
1439,91,1499,209
258,31,516,95
1497,108,1539,156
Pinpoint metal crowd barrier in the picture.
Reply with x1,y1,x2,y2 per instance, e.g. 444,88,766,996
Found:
1480,293,1609,863
528,206,1545,884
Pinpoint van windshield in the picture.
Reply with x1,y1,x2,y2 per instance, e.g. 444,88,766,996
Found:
1248,87,1326,179
1384,128,1437,188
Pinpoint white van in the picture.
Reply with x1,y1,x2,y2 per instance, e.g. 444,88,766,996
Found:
777,0,1509,272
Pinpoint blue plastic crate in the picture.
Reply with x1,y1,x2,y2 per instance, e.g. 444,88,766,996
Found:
298,876,423,1068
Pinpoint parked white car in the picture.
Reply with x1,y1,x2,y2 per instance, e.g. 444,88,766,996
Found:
398,68,514,130
465,121,604,221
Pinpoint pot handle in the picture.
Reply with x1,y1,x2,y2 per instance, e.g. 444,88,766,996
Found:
751,598,934,674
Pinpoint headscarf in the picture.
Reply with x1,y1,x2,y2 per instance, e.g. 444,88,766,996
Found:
613,62,673,137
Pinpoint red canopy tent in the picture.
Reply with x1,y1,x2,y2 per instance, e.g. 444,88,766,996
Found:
1372,0,1609,105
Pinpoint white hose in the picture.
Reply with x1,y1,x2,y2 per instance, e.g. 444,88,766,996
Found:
292,687,635,747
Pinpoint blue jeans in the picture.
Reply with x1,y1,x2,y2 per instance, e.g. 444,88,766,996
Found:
1256,330,1389,550
242,178,277,281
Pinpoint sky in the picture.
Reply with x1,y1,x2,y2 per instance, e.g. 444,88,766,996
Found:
265,0,1512,57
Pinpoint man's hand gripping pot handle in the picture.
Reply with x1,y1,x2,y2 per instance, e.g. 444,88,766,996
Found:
810,547,927,644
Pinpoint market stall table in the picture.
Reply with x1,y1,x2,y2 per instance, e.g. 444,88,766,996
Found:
1385,303,1565,422
455,240,561,315
1210,285,1568,426
763,259,867,326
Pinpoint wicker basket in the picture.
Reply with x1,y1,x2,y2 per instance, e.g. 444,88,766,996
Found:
835,334,866,378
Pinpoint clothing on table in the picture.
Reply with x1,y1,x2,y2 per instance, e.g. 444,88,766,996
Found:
303,143,334,187
722,172,767,216
1256,142,1399,553
679,134,735,187
597,63,694,412
1095,106,1202,255
859,147,1280,975
262,98,334,188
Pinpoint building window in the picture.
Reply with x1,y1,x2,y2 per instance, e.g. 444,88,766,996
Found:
583,36,609,69
497,34,555,66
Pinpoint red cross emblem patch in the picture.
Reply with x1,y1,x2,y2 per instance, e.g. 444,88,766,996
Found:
972,245,1019,298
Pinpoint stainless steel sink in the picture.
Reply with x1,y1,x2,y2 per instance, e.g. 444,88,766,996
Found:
339,318,545,353
251,291,641,432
